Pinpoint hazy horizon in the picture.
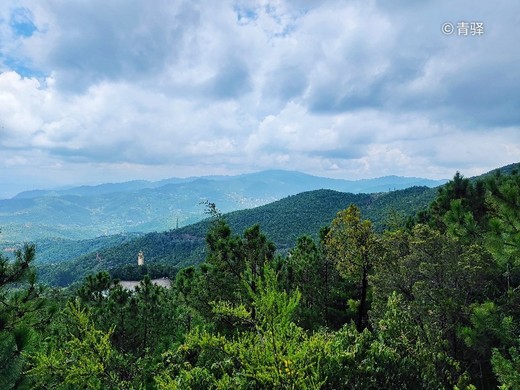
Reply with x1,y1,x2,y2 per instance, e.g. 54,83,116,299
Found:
2,167,455,199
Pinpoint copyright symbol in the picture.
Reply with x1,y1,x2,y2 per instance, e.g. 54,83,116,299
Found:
441,22,454,35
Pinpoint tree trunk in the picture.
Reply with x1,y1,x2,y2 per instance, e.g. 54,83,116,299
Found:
357,265,368,332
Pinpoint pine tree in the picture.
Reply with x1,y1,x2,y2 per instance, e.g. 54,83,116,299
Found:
324,205,378,331
0,243,47,389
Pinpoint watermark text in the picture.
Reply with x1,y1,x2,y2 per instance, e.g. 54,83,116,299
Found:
441,21,484,36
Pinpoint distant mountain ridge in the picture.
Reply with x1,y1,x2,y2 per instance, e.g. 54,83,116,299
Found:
0,170,447,243
11,170,445,199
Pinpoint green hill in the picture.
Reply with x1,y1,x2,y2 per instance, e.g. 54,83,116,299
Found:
470,162,520,181
37,186,436,286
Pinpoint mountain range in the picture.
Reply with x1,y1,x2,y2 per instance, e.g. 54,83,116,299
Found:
0,170,446,242
5,163,518,287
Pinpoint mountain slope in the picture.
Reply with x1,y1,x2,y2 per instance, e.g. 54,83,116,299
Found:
37,186,436,286
470,162,520,181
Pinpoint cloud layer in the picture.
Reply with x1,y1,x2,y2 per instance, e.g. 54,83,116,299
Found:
1,0,519,197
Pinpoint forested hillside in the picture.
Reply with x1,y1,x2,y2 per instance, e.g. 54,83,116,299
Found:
1,165,519,389
36,186,436,286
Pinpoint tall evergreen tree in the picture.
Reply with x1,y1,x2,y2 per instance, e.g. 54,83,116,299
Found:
0,243,48,389
324,204,378,331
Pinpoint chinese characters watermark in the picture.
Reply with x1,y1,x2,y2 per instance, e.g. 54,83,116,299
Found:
441,21,484,36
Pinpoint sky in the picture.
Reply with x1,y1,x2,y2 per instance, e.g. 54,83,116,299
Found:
0,0,519,199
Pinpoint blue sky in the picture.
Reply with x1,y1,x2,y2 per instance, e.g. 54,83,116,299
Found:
0,0,519,198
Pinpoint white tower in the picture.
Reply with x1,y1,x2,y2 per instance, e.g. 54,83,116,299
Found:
137,250,144,266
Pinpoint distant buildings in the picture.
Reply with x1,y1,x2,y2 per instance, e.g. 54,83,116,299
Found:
118,277,171,290
111,250,171,290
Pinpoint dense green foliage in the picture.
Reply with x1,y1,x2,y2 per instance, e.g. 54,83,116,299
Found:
1,164,519,388
0,242,52,389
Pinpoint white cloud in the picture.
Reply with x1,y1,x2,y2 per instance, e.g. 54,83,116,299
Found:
0,72,47,146
0,0,519,198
